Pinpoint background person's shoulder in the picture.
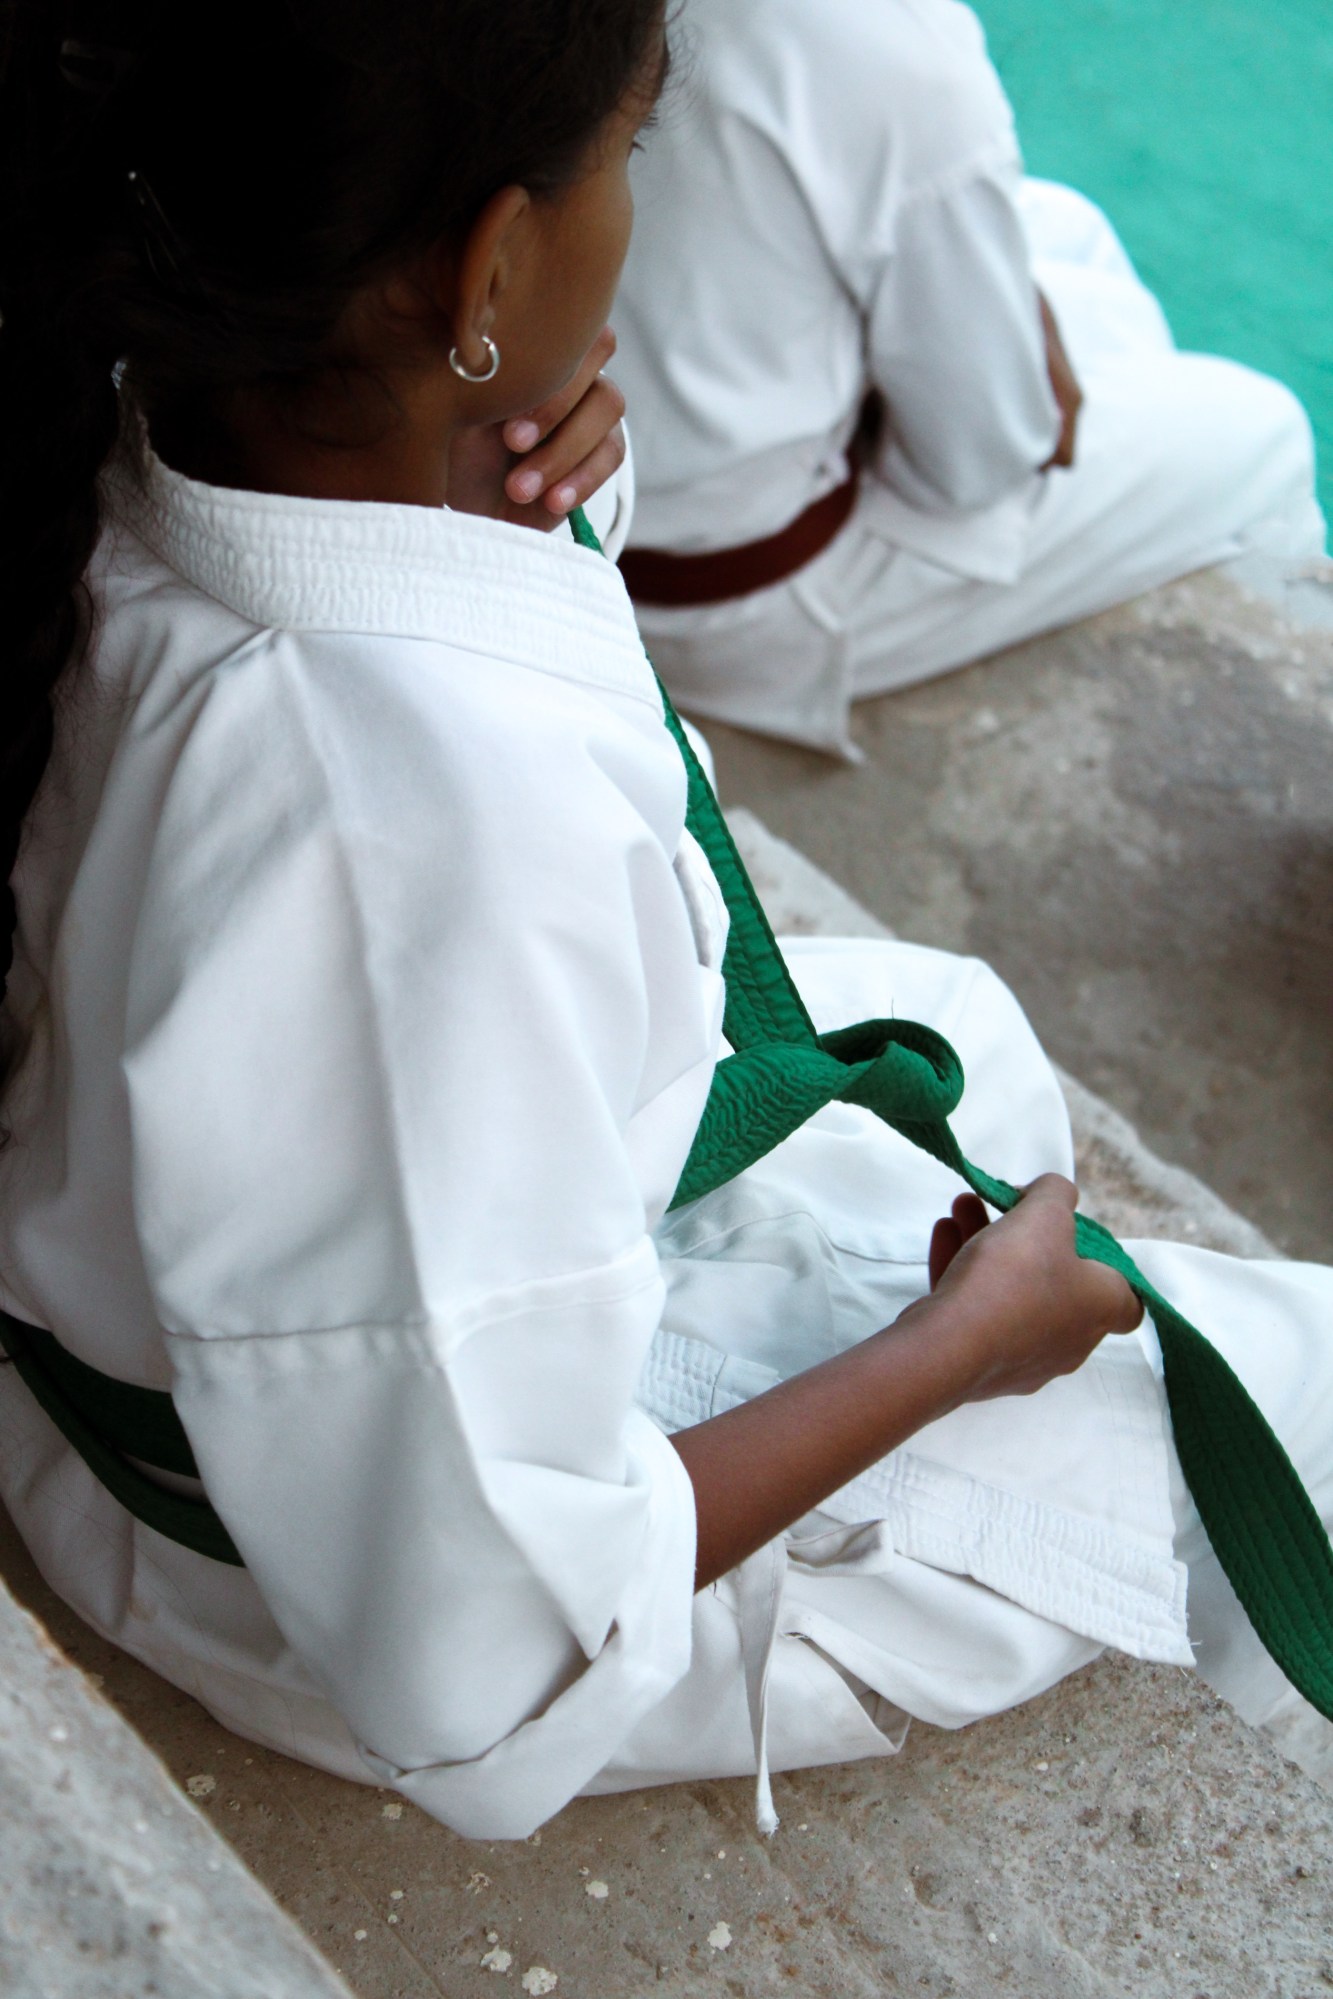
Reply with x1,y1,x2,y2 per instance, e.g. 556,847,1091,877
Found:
698,0,1014,166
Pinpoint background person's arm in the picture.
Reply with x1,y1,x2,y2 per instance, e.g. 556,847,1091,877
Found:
1036,287,1084,469
864,158,1065,514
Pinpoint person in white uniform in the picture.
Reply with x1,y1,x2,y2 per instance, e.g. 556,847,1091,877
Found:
613,0,1328,755
1,0,1330,1846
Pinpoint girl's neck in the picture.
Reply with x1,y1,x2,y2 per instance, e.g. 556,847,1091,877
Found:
150,376,463,511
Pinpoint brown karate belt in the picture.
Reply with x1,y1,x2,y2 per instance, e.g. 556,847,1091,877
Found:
617,463,860,610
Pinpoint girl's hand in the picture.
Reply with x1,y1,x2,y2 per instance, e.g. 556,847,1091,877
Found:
672,1172,1141,1592
921,1175,1141,1404
500,323,626,526
444,326,627,532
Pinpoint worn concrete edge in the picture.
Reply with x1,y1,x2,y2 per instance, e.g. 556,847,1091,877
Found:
0,1579,355,1999
1222,547,1333,634
1053,1065,1278,1259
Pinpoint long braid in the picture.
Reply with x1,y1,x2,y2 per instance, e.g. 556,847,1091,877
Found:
0,1,124,1075
0,327,120,999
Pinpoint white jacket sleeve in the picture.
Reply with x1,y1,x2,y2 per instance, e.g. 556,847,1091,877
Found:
801,0,1062,512
121,628,711,1837
865,159,1062,513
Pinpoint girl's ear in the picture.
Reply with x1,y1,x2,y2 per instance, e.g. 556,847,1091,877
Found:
449,185,534,374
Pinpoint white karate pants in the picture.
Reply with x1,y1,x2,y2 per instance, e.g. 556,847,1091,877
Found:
597,939,1333,1804
636,181,1327,755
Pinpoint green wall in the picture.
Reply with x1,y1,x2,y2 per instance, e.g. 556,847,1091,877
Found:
974,0,1332,529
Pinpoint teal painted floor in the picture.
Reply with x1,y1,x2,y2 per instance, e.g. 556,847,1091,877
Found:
975,0,1332,533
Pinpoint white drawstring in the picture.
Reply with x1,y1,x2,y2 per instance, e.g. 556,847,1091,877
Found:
734,1520,898,1836
735,1538,787,1836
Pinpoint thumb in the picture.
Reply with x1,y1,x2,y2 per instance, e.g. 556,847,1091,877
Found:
1019,1172,1080,1213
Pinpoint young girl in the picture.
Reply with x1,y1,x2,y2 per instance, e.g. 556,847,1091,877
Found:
0,0,1329,1841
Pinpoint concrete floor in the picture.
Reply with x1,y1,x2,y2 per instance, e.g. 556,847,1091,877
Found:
6,1462,1333,1999
705,566,1333,1260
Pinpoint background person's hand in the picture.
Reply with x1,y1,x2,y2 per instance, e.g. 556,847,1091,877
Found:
1037,290,1083,470
923,1174,1141,1402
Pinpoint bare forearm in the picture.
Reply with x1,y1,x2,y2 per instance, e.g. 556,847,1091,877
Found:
669,1296,973,1590
668,1177,1142,1591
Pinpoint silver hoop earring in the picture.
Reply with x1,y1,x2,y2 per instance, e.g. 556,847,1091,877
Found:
448,336,501,384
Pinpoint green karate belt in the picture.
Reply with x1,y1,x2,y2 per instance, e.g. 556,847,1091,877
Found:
4,503,1333,1728
0,1313,241,1566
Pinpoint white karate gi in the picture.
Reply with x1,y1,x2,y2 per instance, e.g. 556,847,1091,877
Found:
614,0,1327,754
0,436,1328,1839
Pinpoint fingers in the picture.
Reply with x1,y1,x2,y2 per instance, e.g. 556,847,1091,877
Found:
502,323,617,458
928,1215,962,1292
1077,1258,1144,1338
1043,408,1080,472
928,1193,990,1290
504,324,617,454
1023,1174,1142,1333
1100,1271,1145,1335
1013,1172,1141,1334
541,417,627,519
952,1192,990,1242
1036,290,1082,470
1019,1172,1079,1213
504,373,627,518
497,325,627,524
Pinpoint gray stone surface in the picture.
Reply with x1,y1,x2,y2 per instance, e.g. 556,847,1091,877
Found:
5,1507,1333,1999
729,809,1280,1259
728,808,894,942
1055,1066,1278,1257
0,1573,353,1999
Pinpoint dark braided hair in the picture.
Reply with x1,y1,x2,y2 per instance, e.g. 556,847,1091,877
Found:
0,0,665,1092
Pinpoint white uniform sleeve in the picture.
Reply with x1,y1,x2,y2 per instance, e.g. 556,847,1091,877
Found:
797,0,1063,511
122,630,708,1837
865,159,1062,512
